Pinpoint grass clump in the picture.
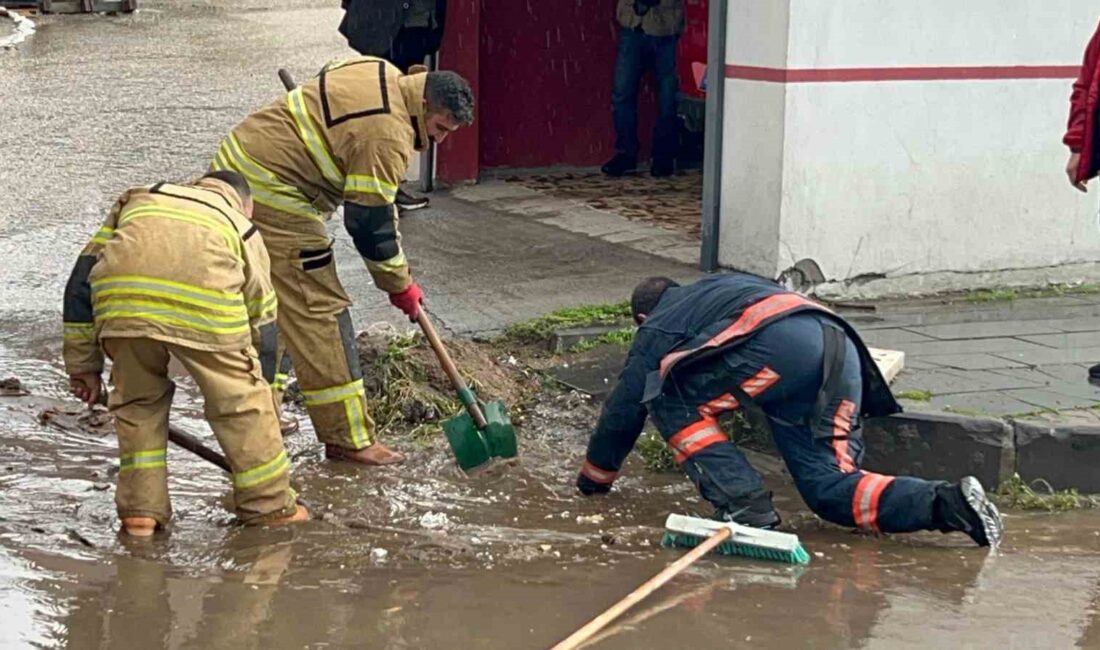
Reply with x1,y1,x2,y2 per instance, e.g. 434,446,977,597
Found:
503,302,632,344
994,473,1099,511
896,390,933,402
636,432,678,472
569,327,636,353
359,332,461,443
966,284,1100,304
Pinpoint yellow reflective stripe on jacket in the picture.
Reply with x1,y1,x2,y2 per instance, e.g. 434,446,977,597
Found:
120,448,167,472
272,373,289,391
301,379,365,407
247,291,278,319
92,276,247,315
213,135,323,221
63,322,95,341
344,174,399,202
94,299,251,336
118,206,242,259
287,87,344,191
90,226,115,246
364,250,407,275
233,450,290,489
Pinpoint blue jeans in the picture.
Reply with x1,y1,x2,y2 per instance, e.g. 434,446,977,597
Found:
648,313,942,533
612,28,680,162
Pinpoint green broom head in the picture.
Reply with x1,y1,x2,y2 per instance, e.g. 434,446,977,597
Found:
661,513,810,565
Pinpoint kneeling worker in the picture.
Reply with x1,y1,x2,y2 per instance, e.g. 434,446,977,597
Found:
62,171,308,537
576,273,1003,547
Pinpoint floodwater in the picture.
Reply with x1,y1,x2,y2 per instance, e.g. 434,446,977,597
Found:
2,2,1100,649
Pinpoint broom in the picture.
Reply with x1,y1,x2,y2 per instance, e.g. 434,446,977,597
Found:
551,514,809,649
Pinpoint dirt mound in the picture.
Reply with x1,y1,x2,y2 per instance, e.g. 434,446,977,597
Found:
286,331,543,439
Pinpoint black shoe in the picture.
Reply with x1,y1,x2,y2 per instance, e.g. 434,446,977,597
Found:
933,477,1004,548
1089,363,1100,381
601,153,638,177
396,188,429,212
714,490,781,529
650,157,675,177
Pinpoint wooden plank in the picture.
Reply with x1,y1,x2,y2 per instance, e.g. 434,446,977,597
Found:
868,347,905,384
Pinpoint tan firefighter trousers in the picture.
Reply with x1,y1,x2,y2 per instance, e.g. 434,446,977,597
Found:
251,204,377,451
103,337,298,526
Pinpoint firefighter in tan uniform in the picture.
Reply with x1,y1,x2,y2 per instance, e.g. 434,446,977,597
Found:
62,171,309,537
210,58,474,465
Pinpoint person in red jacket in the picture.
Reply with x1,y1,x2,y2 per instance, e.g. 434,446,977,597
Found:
1064,20,1100,380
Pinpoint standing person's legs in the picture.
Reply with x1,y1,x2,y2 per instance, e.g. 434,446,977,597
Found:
649,33,681,176
170,343,302,524
252,205,404,465
103,337,174,536
604,28,646,176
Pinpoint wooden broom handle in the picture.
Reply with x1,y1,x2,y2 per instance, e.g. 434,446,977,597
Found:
550,527,732,650
416,311,488,429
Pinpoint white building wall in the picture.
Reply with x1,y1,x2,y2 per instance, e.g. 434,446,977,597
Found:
719,2,1100,297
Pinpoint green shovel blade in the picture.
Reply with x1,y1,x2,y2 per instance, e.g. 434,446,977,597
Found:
443,411,492,471
482,399,518,459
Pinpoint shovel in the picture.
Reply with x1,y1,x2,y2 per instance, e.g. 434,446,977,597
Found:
415,311,518,471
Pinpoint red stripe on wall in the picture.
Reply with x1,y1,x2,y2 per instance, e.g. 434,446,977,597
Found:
725,64,1080,84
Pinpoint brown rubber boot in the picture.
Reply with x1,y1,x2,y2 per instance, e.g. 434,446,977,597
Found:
121,516,158,537
266,504,310,526
325,442,406,466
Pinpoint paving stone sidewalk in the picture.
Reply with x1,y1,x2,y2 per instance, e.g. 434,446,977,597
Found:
847,293,1100,418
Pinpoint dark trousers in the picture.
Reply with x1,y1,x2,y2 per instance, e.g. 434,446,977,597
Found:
612,27,680,163
648,313,942,533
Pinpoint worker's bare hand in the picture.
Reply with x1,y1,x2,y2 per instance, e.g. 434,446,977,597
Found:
69,372,102,406
1068,152,1087,192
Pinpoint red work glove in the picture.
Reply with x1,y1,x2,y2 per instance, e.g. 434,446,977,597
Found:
388,283,423,321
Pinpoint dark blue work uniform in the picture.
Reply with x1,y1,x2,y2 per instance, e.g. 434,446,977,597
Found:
577,273,945,533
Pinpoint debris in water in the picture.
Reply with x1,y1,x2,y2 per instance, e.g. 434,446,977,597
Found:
66,528,95,548
600,532,619,546
91,483,110,491
370,548,389,564
0,377,28,397
419,512,450,530
539,544,552,553
576,514,604,525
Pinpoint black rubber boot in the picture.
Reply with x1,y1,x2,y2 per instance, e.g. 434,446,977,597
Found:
933,476,1004,548
714,489,781,529
601,153,638,177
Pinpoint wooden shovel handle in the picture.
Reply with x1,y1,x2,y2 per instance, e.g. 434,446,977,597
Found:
168,423,232,474
550,526,733,650
416,311,488,429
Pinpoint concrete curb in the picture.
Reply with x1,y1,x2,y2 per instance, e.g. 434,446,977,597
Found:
865,409,1100,493
863,412,1014,489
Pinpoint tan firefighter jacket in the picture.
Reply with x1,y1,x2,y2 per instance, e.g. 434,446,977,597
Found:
212,56,430,293
62,179,278,375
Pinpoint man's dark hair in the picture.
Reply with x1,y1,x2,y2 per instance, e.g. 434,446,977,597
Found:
425,70,475,125
631,276,679,323
202,170,251,202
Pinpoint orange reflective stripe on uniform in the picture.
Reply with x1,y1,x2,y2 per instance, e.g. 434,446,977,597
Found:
581,459,619,485
287,86,345,191
212,134,323,221
852,472,895,532
660,294,825,378
832,400,858,473
697,366,780,417
667,418,727,463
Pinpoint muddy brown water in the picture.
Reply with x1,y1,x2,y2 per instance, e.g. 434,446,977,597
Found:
3,2,1100,648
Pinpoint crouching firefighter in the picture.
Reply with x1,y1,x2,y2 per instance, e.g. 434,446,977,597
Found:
575,274,1004,548
210,57,474,466
62,171,309,537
